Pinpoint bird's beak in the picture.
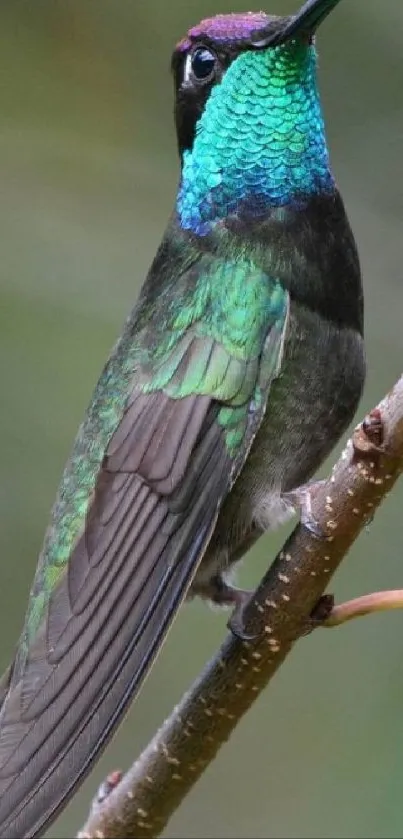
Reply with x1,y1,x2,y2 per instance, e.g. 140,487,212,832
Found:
252,0,343,48
275,0,342,41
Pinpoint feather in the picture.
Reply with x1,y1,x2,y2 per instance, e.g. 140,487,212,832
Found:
0,238,289,837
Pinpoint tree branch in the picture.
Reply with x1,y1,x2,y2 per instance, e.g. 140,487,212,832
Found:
78,374,403,839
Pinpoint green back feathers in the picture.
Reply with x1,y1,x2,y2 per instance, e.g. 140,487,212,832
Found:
23,247,287,647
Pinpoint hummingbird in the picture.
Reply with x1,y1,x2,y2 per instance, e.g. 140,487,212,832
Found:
0,0,365,836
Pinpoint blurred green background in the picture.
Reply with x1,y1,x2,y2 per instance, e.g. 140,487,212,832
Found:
0,0,402,836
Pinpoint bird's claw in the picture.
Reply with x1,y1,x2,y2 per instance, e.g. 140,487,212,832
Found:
194,573,259,641
284,479,327,539
227,592,260,642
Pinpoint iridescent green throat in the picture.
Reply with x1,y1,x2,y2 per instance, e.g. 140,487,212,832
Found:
177,41,335,235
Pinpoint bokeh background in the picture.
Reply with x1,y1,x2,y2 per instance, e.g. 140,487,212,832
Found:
0,0,402,836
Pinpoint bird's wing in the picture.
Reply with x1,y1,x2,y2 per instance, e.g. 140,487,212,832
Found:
0,253,288,838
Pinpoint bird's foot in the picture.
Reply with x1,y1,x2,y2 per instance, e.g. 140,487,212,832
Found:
283,479,327,539
197,573,258,642
206,578,334,641
302,593,335,635
228,588,260,642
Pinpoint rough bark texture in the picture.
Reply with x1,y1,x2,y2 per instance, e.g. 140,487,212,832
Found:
78,375,403,839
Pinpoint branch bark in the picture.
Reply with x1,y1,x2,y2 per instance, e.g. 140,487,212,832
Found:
78,374,403,839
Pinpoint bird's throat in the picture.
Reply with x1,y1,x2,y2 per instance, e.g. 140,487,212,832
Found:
177,43,335,236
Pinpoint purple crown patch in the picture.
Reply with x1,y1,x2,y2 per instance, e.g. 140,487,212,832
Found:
177,12,271,52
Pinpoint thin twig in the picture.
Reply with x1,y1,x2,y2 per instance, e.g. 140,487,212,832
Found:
325,589,403,627
78,374,403,839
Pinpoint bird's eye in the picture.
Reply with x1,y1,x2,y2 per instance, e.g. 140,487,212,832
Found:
184,47,218,85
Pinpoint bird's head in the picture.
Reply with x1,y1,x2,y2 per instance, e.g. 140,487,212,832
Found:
171,0,342,234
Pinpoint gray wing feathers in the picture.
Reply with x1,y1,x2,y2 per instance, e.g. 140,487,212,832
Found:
0,394,229,838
